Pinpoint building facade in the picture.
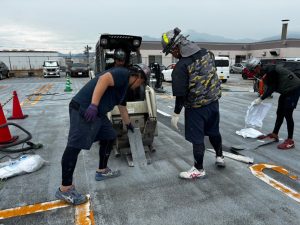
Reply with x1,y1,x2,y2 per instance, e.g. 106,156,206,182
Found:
140,39,300,66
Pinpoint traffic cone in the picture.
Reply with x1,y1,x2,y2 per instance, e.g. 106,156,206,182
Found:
64,76,73,92
67,74,72,84
8,91,28,120
0,104,18,144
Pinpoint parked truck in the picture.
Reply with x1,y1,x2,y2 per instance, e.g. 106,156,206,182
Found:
43,60,60,78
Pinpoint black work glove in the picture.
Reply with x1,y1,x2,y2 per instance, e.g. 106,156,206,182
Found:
126,123,135,133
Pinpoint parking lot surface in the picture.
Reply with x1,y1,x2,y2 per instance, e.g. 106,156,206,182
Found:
0,74,299,225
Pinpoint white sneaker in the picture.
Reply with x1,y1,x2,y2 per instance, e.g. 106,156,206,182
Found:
216,156,225,167
179,166,206,179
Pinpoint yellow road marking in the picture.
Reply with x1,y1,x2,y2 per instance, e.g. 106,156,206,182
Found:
75,195,95,225
0,195,95,225
156,94,174,100
0,198,69,219
21,83,53,107
250,164,300,203
30,83,53,106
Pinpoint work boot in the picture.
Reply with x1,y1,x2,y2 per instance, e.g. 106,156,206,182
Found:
277,139,295,150
55,186,87,205
257,133,279,142
179,166,206,179
95,168,121,181
216,156,226,168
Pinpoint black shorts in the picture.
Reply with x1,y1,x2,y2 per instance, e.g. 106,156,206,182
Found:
67,101,116,150
278,87,300,111
185,101,220,144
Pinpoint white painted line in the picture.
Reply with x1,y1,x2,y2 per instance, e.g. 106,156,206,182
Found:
167,106,173,109
157,109,171,117
207,148,254,164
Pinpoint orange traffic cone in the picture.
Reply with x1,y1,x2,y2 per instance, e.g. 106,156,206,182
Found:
8,91,28,120
0,104,18,144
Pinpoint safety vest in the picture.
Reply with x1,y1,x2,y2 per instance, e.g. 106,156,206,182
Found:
185,49,222,108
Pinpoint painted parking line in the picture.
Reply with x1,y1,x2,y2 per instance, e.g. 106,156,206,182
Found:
157,109,171,117
0,195,95,225
250,164,300,203
75,197,95,225
21,83,53,107
156,94,174,100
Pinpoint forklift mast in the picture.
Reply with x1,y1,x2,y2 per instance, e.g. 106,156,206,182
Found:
95,34,143,73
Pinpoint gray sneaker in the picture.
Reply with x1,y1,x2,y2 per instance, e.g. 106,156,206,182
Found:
55,186,87,205
216,156,226,168
95,168,121,181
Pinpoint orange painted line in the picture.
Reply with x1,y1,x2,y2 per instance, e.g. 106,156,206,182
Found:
0,199,69,220
90,210,95,225
75,195,95,225
0,195,95,225
21,83,53,107
21,84,48,106
250,163,300,203
30,83,53,106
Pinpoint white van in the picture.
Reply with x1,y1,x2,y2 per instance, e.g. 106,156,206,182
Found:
214,56,230,83
43,60,60,78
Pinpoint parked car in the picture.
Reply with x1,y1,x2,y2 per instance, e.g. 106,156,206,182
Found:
215,57,230,83
43,60,60,78
230,63,246,74
68,63,89,77
0,61,9,80
161,63,176,82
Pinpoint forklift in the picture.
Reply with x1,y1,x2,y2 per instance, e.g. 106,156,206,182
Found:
94,34,158,167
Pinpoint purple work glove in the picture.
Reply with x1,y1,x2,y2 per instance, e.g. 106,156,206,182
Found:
126,123,135,133
84,104,98,122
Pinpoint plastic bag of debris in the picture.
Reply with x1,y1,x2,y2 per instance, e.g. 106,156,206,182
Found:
236,127,264,138
0,155,47,179
245,101,272,128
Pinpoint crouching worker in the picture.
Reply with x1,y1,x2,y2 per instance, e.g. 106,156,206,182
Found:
55,64,150,205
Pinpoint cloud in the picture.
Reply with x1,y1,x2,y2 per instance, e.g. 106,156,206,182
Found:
0,24,93,53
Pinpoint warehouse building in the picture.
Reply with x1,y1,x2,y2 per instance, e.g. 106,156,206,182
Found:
140,39,300,67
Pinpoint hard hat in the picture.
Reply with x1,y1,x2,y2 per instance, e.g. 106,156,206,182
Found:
130,63,150,84
247,58,261,71
114,49,126,61
161,27,183,56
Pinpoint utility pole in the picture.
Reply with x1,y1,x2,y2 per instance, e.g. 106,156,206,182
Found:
84,45,92,68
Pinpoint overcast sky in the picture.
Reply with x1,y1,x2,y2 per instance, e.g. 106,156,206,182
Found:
1,0,299,53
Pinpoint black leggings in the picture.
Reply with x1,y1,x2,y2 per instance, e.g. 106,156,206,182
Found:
98,140,114,170
61,140,114,186
193,134,223,170
273,107,295,139
272,92,299,139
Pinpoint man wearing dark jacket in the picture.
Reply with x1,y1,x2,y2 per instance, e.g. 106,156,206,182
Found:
248,58,300,150
161,28,225,180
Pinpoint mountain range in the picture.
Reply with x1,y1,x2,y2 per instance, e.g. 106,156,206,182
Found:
143,30,300,43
